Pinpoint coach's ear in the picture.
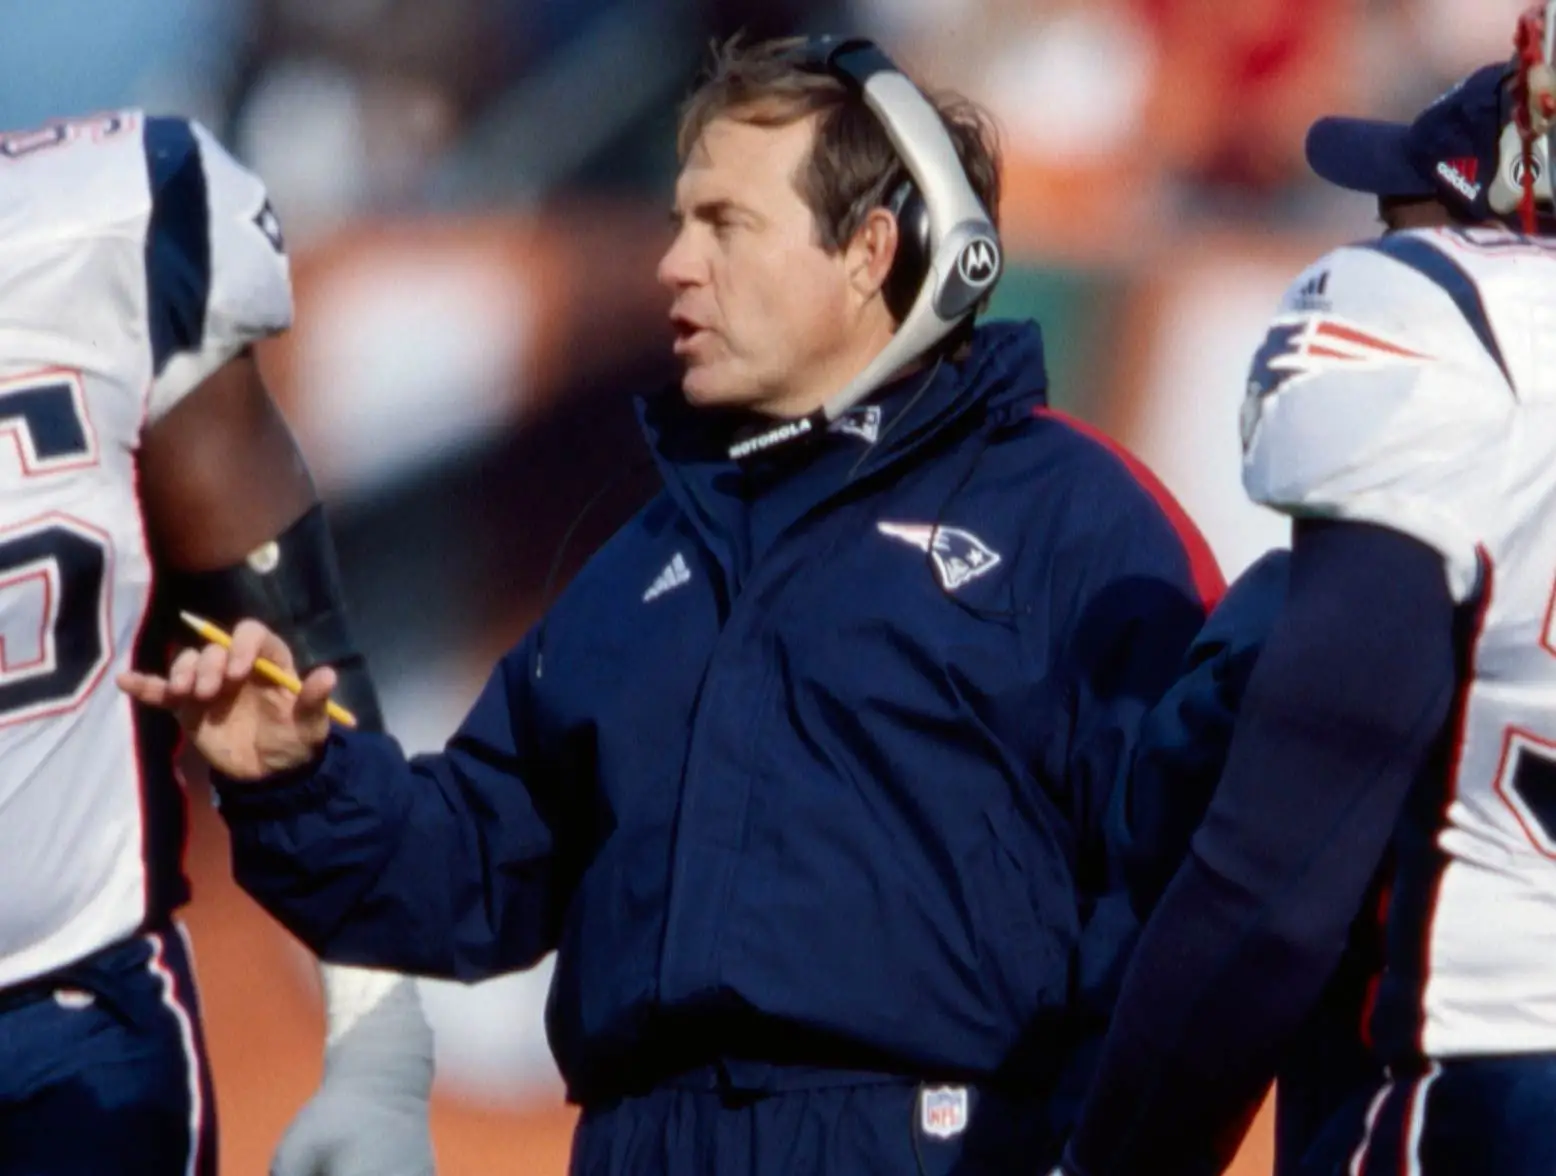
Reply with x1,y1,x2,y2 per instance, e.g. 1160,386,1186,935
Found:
846,206,899,305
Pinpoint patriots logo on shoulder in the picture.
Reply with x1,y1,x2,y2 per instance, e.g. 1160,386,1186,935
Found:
1247,314,1431,402
878,522,1002,591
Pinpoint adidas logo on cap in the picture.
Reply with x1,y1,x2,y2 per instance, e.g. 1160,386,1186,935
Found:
1436,157,1481,201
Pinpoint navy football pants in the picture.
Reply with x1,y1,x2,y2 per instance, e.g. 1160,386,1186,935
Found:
0,925,216,1175
1313,1056,1556,1176
569,1067,1055,1176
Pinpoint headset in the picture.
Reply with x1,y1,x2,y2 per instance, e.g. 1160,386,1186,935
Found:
1490,1,1556,229
727,36,1003,462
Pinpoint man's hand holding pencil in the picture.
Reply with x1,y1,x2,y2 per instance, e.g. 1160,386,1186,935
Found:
118,614,353,780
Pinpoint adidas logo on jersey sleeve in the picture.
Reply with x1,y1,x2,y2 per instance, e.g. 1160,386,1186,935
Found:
1293,270,1331,311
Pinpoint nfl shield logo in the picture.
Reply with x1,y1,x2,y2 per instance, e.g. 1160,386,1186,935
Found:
919,1085,970,1140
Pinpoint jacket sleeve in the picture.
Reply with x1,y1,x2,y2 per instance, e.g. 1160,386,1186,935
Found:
1112,551,1289,919
1035,472,1226,1139
214,633,574,981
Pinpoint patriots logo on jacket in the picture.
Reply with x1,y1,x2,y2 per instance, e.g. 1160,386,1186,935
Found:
1247,314,1431,402
829,404,882,445
878,522,1002,590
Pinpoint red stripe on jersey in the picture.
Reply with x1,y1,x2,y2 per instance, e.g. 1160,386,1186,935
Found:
1412,548,1493,1054
127,415,191,927
1358,876,1392,1051
1314,320,1429,358
1033,408,1226,610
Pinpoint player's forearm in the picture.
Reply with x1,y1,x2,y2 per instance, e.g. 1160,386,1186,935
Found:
1065,521,1459,1175
270,961,437,1176
1064,851,1348,1175
318,961,434,1084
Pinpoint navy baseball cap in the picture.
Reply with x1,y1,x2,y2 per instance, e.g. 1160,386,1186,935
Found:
1306,63,1512,212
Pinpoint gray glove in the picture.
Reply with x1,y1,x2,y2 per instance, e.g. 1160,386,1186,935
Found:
270,964,436,1176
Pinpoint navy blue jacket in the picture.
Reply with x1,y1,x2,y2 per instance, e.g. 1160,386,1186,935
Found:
216,321,1220,1110
1112,551,1289,919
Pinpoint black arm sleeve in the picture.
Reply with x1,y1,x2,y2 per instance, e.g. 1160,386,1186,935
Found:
1064,520,1463,1176
161,504,384,731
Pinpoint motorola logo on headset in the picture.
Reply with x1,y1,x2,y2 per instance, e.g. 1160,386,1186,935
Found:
1511,151,1545,185
957,237,1000,288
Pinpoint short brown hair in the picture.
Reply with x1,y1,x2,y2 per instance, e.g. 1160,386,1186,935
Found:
677,35,1002,256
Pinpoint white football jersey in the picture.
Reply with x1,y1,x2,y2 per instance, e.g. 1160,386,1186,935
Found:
1243,225,1556,1059
0,111,290,987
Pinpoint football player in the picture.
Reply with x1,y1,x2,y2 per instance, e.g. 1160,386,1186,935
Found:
0,112,434,1174
1055,7,1556,1174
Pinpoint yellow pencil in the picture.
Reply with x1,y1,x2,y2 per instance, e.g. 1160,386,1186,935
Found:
177,611,358,729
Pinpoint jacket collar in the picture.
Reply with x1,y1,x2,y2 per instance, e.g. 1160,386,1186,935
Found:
637,320,1050,486
633,321,1049,584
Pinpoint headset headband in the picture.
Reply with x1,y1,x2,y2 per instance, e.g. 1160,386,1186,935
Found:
728,37,1002,460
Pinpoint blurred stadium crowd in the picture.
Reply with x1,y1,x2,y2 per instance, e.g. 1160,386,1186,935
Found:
0,0,1536,1171
2,0,1526,239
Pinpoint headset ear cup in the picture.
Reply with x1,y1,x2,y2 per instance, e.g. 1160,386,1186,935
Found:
883,182,932,322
